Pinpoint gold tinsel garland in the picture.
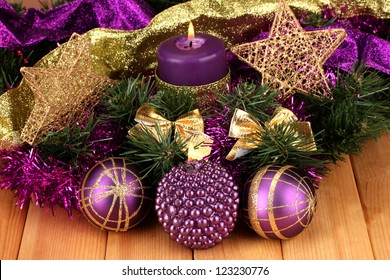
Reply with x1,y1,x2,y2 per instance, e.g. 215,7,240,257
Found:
0,0,389,146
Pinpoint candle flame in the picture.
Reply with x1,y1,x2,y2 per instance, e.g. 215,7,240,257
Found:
188,21,195,41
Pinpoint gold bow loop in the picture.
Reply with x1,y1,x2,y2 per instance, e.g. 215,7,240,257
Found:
226,107,317,161
129,103,212,160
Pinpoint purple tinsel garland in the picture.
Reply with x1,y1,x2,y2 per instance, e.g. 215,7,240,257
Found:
0,116,127,216
0,148,80,216
203,108,248,187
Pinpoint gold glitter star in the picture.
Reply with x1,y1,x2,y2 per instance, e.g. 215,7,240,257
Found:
231,0,347,98
20,34,113,145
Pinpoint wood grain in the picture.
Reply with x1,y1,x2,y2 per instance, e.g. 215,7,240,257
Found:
17,203,107,259
3,135,390,259
351,134,390,259
282,158,374,259
0,190,29,259
194,219,283,260
105,211,193,260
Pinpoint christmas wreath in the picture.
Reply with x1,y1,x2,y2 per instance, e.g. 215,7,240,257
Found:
0,0,389,249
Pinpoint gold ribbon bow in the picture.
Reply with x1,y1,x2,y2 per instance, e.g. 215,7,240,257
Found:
226,107,316,160
128,103,212,160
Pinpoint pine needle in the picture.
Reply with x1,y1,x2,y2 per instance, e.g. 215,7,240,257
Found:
217,81,279,123
98,74,155,127
122,124,187,185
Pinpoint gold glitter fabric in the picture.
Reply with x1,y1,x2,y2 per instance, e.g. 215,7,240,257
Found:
20,34,113,145
231,0,347,98
226,107,316,160
0,0,388,147
128,103,212,159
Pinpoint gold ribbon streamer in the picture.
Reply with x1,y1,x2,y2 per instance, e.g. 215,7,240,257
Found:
1,0,389,147
128,103,212,160
226,107,317,160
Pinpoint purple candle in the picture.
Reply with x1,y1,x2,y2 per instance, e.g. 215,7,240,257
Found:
157,22,227,86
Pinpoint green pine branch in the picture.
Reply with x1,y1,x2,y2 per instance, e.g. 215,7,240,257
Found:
150,89,197,120
215,79,329,175
98,74,155,128
121,89,197,185
241,124,329,175
38,0,73,11
38,113,105,166
0,49,32,95
9,1,26,15
122,124,188,185
304,64,390,160
302,13,337,28
217,81,279,123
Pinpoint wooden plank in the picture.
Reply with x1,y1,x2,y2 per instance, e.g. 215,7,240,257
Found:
105,211,193,260
0,190,29,259
18,203,107,259
194,218,283,260
282,158,374,259
351,134,390,259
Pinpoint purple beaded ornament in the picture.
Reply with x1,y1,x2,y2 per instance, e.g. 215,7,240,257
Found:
243,165,317,239
156,160,240,249
79,157,152,232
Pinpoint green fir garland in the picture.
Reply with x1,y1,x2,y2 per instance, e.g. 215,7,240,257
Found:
98,75,155,128
3,1,387,187
34,63,390,186
38,113,101,166
304,65,390,160
121,90,197,184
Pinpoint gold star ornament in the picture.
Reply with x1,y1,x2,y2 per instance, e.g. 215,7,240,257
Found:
231,0,347,98
20,34,113,145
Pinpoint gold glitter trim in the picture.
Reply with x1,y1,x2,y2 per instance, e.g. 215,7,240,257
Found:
79,158,152,232
247,165,270,239
155,67,231,103
268,165,291,240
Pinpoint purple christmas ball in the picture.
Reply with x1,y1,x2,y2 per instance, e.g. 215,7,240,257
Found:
79,157,152,232
156,160,240,249
243,165,317,239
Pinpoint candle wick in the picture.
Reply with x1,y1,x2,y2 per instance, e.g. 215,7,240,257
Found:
189,41,193,48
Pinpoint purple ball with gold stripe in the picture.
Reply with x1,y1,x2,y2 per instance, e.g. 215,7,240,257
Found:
243,165,317,239
79,157,152,232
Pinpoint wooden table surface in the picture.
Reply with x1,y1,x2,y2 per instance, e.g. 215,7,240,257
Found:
0,133,389,260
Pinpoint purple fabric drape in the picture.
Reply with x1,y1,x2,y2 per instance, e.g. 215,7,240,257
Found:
0,0,155,50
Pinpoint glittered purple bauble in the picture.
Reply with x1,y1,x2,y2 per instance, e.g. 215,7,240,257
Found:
79,158,152,232
243,165,317,239
156,160,240,249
